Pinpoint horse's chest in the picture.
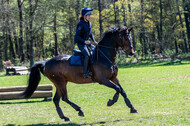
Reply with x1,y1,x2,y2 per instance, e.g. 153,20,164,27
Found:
106,64,118,78
94,63,118,80
111,64,118,76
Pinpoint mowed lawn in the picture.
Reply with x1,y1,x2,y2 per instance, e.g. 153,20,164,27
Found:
0,60,189,126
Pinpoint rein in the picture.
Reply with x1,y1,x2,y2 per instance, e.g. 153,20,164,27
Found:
97,48,114,65
96,44,115,49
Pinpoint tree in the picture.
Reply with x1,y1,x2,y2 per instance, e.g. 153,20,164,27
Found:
29,0,38,67
176,0,188,52
128,0,136,51
53,8,59,56
140,0,147,58
98,0,103,38
159,0,164,55
183,0,190,50
168,0,178,54
0,0,190,68
17,0,25,62
2,0,8,61
6,0,15,59
114,0,119,24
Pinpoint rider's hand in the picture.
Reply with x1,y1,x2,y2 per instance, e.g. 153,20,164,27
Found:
84,40,91,45
94,41,98,45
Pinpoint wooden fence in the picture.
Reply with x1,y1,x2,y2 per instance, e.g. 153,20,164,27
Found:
0,84,53,101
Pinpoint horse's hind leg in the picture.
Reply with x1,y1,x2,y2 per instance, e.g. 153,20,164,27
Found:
61,86,84,117
53,91,70,121
63,97,84,117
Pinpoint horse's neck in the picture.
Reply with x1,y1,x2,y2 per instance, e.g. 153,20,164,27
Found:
97,37,118,64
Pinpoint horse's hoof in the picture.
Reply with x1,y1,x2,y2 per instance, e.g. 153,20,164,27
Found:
64,117,70,122
107,99,114,106
130,108,138,113
78,110,85,117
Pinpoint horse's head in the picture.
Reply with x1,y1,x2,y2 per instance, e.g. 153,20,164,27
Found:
100,25,135,56
117,28,134,56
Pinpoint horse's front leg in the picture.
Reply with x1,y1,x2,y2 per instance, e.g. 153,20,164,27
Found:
107,92,119,106
117,80,138,113
100,78,137,113
107,78,120,106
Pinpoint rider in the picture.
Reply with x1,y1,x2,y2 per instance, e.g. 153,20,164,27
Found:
74,7,98,78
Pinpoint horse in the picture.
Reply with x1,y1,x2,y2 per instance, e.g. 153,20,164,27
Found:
22,25,138,121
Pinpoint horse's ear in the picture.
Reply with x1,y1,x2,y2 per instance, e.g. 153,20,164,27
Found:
128,27,133,32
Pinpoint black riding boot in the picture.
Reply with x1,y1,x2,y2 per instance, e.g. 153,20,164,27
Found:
84,56,92,78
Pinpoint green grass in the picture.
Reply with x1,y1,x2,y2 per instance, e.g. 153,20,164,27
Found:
0,60,190,126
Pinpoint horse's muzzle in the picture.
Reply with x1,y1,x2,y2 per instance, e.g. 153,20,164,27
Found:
125,48,135,56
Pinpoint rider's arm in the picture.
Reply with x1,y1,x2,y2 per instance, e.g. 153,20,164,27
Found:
89,30,95,42
74,25,85,43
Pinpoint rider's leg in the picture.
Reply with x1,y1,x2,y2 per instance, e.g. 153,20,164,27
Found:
79,44,92,78
84,56,92,78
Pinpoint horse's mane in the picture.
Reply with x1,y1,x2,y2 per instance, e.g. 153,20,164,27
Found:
102,25,127,40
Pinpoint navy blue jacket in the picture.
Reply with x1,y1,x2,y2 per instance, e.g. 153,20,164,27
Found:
74,19,95,44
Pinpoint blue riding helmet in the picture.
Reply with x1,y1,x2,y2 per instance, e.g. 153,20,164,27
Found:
81,7,93,16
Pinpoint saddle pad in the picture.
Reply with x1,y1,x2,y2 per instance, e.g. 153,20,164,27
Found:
69,55,83,66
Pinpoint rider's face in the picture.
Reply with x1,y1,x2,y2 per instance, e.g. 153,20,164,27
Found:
84,15,91,21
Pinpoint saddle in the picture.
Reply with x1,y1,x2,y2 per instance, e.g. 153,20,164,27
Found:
69,49,95,66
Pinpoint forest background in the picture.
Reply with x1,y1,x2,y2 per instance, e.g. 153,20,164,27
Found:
0,0,190,71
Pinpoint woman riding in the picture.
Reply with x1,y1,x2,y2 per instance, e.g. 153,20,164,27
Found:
74,7,98,78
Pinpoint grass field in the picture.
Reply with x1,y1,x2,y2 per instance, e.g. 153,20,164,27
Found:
0,60,190,126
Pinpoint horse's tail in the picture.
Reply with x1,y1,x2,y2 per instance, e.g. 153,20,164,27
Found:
22,61,46,99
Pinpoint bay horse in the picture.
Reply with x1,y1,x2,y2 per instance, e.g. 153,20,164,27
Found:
22,25,138,121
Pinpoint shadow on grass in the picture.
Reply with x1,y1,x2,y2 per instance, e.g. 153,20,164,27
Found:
119,59,190,69
0,99,51,105
5,120,122,126
5,123,81,126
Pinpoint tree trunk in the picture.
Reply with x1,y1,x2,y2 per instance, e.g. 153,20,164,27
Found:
8,27,15,59
29,0,34,67
6,0,15,59
68,4,74,52
0,0,3,70
0,33,3,70
183,0,190,50
53,11,59,56
4,31,8,61
26,27,30,60
2,0,8,61
122,1,127,26
17,0,25,62
168,0,178,54
98,0,103,39
140,0,147,58
41,21,45,59
12,20,19,57
114,0,119,24
159,0,164,55
176,0,188,52
75,0,80,20
128,0,136,51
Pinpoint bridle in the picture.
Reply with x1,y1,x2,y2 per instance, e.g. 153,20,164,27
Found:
119,29,133,50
